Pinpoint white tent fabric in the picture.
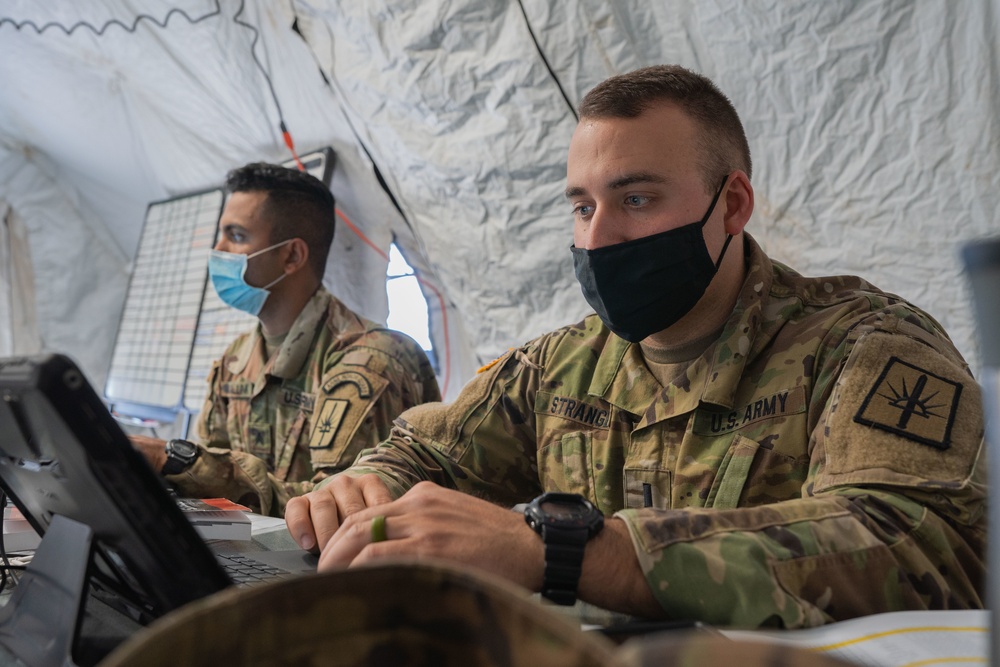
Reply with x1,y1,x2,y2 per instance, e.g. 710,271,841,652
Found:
0,0,997,402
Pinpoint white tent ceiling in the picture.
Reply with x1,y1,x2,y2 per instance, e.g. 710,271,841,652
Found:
0,0,997,402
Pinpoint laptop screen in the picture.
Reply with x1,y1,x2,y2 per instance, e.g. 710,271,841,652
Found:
0,354,231,620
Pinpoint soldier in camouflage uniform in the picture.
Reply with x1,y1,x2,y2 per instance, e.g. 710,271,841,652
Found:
285,66,985,627
131,163,439,516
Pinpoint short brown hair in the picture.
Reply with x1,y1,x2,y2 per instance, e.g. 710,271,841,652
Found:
225,162,335,279
578,65,752,191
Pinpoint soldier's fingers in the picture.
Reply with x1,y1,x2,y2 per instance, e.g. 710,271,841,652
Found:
358,474,394,508
285,489,339,552
317,508,400,571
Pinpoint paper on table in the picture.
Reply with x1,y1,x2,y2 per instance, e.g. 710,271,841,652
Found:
722,609,987,667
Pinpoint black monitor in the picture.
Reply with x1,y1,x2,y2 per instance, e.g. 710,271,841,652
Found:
961,236,1000,665
0,354,233,665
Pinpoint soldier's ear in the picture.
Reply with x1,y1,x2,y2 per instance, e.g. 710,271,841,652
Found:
284,238,310,275
722,171,753,235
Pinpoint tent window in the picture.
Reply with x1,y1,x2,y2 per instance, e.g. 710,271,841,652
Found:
386,243,436,370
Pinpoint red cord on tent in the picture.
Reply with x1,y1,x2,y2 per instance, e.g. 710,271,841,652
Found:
280,121,305,171
280,123,452,397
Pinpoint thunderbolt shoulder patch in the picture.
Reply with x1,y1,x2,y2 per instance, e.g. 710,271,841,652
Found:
815,330,982,494
853,356,962,450
309,398,350,449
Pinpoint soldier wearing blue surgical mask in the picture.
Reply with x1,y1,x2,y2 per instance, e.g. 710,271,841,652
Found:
131,163,440,517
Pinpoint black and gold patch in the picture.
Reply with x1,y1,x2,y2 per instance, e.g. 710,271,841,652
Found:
854,356,962,450
309,398,350,449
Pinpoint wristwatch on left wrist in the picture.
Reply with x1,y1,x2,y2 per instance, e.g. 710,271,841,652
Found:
162,438,200,476
524,492,604,605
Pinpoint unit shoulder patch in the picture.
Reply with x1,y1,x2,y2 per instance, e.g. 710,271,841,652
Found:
816,330,982,493
309,398,350,449
853,356,962,450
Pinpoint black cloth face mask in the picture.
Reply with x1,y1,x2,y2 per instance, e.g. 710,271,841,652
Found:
571,176,733,343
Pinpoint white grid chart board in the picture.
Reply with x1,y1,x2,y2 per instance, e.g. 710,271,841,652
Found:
106,189,227,411
183,282,256,412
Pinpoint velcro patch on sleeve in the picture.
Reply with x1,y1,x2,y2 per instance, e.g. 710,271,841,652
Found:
818,331,982,490
308,367,390,466
853,356,961,450
309,398,350,449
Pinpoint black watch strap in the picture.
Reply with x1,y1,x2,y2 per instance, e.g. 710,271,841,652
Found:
539,525,590,605
162,439,199,476
525,493,604,606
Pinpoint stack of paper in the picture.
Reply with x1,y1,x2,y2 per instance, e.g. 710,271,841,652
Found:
176,498,252,541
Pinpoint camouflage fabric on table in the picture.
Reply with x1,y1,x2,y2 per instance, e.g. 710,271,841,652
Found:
168,287,440,516
99,560,624,667
340,234,985,628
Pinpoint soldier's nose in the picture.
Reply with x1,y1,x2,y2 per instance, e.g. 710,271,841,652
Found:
580,211,618,250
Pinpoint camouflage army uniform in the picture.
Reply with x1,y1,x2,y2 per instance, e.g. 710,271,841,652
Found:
341,235,985,628
168,287,440,516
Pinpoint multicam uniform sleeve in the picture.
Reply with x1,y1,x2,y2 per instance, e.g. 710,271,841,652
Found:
168,359,278,514
193,359,229,447
178,334,441,517
275,340,443,512
337,345,547,504
617,310,986,628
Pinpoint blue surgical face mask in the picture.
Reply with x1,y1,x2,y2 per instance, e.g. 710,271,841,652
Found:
208,239,292,316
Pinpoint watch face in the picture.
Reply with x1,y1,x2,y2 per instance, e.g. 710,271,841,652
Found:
172,440,198,457
539,499,589,523
525,493,603,535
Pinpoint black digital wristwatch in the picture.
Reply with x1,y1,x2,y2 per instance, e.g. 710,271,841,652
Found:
162,438,200,476
524,492,604,605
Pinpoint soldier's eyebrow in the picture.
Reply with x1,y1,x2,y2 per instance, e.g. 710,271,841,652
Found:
606,172,666,190
565,172,667,199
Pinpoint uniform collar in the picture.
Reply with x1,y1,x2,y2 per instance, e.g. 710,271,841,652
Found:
699,235,772,409
226,287,334,380
590,235,773,421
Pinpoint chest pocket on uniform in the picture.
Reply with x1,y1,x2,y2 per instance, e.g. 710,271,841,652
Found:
706,435,760,509
218,380,255,452
704,434,808,509
623,468,671,510
534,391,612,504
538,432,595,499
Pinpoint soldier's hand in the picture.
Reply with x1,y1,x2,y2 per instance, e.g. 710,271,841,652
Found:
285,474,393,553
129,435,168,473
316,481,545,593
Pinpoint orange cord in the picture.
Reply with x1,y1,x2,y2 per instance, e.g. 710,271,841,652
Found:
335,207,451,398
280,123,305,171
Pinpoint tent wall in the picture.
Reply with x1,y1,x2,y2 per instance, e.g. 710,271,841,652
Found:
0,0,997,401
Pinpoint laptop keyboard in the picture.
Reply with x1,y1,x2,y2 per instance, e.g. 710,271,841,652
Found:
215,553,294,587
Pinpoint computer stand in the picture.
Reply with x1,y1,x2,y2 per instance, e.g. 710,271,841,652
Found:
0,514,93,667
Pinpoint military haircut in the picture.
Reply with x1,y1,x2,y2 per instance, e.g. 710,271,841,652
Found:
578,64,753,192
225,162,336,279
